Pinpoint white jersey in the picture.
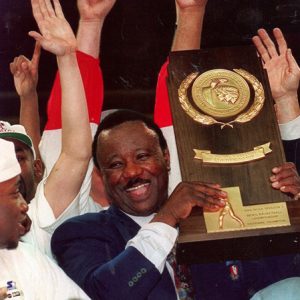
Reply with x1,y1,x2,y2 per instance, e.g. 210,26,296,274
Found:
23,171,102,259
0,242,90,299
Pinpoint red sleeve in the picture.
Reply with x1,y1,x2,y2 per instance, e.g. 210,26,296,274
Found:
45,51,103,130
153,59,173,128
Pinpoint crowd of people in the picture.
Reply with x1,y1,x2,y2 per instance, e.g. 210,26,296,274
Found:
1,0,300,299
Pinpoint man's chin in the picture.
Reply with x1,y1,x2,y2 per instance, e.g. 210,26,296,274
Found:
129,204,159,217
5,240,19,250
21,215,32,235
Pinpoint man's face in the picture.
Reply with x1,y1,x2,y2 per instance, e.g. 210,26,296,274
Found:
5,139,36,203
97,121,170,216
0,176,29,249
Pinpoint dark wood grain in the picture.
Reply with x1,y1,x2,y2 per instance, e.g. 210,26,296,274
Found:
167,46,300,263
168,46,288,205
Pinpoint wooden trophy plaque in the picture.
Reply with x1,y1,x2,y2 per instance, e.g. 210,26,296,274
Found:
167,46,300,264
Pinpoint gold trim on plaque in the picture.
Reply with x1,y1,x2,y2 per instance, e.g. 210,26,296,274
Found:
204,187,290,233
178,69,265,128
192,69,250,119
193,142,272,164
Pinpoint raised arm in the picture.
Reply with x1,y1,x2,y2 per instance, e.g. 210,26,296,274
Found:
252,28,300,124
172,0,208,51
155,0,209,125
77,0,116,57
41,0,116,170
252,28,300,199
29,0,92,217
154,0,209,193
9,43,42,161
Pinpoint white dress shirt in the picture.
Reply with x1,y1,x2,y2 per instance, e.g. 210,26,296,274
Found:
125,212,180,299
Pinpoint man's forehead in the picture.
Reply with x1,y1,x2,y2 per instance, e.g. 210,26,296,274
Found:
0,176,20,196
99,121,158,141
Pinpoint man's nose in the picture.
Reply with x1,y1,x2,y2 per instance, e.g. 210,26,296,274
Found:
19,196,29,213
123,161,143,178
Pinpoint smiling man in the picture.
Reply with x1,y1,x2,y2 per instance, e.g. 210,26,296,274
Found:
0,139,29,250
51,110,228,300
96,121,169,216
0,138,90,299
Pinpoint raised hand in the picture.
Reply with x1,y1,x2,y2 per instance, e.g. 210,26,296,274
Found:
77,0,116,22
172,0,208,51
270,162,300,200
9,42,41,98
176,0,208,10
153,182,227,227
29,0,76,56
252,28,300,103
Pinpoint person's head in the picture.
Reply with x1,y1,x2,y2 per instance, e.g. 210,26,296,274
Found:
0,121,43,203
0,139,29,249
92,110,170,216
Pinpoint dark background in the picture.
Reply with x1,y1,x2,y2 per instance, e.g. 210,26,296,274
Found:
1,0,300,126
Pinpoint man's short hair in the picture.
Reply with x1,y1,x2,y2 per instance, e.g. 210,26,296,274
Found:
92,110,168,169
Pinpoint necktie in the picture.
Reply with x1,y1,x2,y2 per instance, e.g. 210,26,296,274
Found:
167,246,195,300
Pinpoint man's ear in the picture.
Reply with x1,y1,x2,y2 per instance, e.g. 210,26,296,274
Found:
163,148,171,171
33,159,44,183
93,165,104,177
92,165,104,179
91,166,110,206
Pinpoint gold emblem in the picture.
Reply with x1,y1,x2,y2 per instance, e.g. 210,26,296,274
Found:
178,69,265,128
219,201,244,230
193,143,272,164
192,69,250,119
203,187,290,233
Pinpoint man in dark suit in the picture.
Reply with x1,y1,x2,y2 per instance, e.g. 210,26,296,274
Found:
51,110,229,299
51,1,300,299
51,108,300,300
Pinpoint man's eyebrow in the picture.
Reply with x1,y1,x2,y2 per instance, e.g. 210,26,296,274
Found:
12,179,21,190
15,147,26,153
102,153,119,164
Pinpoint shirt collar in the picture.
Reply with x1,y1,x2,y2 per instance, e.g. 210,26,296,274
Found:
122,211,156,227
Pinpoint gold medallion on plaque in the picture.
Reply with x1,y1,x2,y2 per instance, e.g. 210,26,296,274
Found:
178,68,265,128
192,69,250,119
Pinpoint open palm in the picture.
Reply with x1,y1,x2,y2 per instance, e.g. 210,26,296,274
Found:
29,0,76,56
253,28,300,101
264,51,299,100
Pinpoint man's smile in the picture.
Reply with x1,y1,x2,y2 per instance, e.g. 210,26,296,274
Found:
125,181,151,199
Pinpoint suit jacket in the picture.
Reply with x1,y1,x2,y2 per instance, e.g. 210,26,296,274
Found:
51,205,177,300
